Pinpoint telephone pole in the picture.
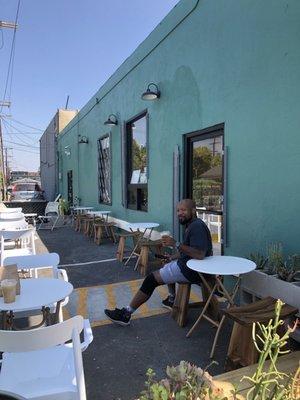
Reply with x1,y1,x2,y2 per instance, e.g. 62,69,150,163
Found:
0,119,6,200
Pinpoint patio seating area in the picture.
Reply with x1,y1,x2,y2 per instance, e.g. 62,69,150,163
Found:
0,205,299,399
35,225,300,400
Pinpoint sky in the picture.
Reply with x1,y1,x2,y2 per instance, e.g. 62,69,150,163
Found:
0,0,179,172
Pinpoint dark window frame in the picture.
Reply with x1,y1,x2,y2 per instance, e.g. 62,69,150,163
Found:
125,110,149,211
97,133,112,205
183,123,225,253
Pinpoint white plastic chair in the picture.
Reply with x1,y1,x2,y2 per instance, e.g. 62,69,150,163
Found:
0,208,22,214
0,228,36,266
0,315,93,400
37,202,60,231
3,253,69,321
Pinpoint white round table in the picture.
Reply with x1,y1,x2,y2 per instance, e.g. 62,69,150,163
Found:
0,278,73,329
187,256,256,276
186,256,256,358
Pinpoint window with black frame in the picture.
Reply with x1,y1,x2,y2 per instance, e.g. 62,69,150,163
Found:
98,134,111,204
126,113,148,211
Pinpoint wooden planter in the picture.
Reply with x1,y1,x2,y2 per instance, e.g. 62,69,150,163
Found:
240,270,300,342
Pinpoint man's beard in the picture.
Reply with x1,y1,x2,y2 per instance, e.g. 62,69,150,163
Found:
179,215,193,225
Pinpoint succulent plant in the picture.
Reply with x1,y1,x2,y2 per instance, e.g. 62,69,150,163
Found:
266,243,284,275
248,253,268,270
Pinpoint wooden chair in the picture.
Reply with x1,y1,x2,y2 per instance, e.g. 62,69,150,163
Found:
135,238,163,275
94,221,116,245
116,231,141,262
82,215,94,236
223,297,298,370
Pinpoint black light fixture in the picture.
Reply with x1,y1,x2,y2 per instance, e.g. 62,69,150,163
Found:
104,114,118,126
141,83,160,100
78,135,89,144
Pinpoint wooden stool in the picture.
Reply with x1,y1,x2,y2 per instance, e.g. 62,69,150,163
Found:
74,213,87,232
82,216,94,236
116,231,140,262
135,238,162,276
172,283,205,327
224,297,298,370
94,222,116,245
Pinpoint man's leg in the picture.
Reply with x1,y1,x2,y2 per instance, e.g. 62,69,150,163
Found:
104,261,188,325
129,270,164,309
104,270,164,325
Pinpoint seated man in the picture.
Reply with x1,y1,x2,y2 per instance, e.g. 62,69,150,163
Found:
105,198,215,326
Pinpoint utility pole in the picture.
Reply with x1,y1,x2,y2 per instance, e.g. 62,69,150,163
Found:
0,119,6,200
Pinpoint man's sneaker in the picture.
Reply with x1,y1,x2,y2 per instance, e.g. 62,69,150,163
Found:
162,296,174,310
104,307,131,326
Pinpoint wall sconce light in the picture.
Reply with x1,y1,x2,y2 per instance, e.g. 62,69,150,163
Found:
141,83,160,100
104,114,118,126
78,135,89,144
64,145,71,157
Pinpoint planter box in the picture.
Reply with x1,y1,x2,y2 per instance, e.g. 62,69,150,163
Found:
241,270,300,342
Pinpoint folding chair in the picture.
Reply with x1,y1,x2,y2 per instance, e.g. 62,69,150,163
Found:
0,316,93,400
37,202,60,231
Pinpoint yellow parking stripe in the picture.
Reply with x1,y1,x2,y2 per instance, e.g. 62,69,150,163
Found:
105,284,116,310
77,287,88,317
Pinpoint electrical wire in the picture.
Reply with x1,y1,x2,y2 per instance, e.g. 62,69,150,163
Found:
3,139,39,150
2,118,39,145
9,117,43,131
0,0,21,114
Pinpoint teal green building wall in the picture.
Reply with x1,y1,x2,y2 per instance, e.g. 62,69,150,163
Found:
58,0,300,256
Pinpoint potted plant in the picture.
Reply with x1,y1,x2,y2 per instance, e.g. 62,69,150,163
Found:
59,198,70,215
136,300,299,400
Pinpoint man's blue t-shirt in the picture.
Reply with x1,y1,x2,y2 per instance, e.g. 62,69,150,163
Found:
177,218,213,283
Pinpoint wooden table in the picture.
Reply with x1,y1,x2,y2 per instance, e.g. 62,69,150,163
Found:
215,351,300,397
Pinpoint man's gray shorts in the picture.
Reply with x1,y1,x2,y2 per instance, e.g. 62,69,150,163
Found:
158,260,190,284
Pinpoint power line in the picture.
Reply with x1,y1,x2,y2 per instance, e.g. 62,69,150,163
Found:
9,117,43,131
0,0,21,113
3,139,39,149
2,118,39,145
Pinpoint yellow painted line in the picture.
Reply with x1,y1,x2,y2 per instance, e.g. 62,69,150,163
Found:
128,279,150,315
62,306,71,320
77,287,88,317
104,284,116,310
156,285,169,299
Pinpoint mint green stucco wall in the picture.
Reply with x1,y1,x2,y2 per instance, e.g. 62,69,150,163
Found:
58,0,300,257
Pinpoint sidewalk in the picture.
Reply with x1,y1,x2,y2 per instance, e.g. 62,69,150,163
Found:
37,226,231,400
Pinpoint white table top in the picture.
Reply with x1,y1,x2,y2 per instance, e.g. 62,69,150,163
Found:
187,256,256,276
24,213,37,217
73,207,94,211
87,210,111,215
0,278,73,312
127,222,159,230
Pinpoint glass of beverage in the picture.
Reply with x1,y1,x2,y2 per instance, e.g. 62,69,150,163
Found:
1,279,17,303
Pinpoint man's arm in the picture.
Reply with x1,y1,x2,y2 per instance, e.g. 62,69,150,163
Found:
161,235,205,260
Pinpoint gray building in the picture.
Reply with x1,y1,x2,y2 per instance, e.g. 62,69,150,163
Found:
40,109,78,201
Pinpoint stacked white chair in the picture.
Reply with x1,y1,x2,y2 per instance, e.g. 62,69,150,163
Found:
0,228,36,266
0,315,93,400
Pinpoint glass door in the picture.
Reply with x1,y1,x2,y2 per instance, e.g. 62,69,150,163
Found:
185,126,224,254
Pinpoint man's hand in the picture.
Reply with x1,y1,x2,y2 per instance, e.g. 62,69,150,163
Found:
161,235,176,247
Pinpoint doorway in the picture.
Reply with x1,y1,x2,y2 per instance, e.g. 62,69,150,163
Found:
184,124,224,254
67,170,73,205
